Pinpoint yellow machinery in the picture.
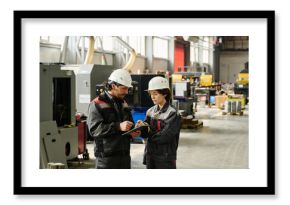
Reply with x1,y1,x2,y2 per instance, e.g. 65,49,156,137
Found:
200,74,213,87
172,72,213,86
172,73,183,84
234,64,249,99
236,73,249,85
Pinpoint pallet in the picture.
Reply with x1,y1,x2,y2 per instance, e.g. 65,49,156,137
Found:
47,162,65,169
222,111,243,116
189,121,204,129
181,120,203,129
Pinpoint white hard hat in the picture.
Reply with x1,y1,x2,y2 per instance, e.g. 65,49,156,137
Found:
147,76,169,91
108,69,132,87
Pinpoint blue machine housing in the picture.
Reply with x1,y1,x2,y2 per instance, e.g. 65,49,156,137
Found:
131,107,147,143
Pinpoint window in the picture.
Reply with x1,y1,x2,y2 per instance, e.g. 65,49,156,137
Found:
202,37,210,64
99,36,113,51
128,36,145,55
190,36,214,66
49,36,65,45
84,36,113,51
153,37,169,59
190,42,199,63
40,36,49,43
203,49,209,64
40,36,64,45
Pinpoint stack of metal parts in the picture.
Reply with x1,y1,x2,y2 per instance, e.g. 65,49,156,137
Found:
223,100,243,115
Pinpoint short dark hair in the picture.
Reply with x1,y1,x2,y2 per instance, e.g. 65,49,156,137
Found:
105,80,122,91
149,88,171,102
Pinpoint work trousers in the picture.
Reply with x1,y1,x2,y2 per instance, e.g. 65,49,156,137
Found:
95,155,131,169
145,154,176,169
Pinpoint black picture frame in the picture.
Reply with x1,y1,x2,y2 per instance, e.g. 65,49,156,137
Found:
14,10,275,195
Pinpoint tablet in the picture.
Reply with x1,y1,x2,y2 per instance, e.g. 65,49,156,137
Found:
121,125,148,136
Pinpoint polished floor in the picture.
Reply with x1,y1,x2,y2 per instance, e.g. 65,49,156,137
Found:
68,105,248,169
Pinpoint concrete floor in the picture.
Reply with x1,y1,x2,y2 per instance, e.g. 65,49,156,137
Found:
68,105,248,169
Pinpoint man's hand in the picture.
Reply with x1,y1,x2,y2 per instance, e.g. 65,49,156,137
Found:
120,121,133,131
130,130,141,138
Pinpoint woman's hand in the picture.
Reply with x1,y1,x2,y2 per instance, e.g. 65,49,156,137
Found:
136,120,145,127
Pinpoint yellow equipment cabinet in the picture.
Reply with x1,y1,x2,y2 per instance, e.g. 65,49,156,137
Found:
200,74,213,87
234,72,249,99
172,74,183,84
237,73,249,85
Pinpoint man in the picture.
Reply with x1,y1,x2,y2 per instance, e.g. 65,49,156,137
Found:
87,69,140,169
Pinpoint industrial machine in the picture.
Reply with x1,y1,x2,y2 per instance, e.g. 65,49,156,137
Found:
171,80,204,129
40,121,68,168
171,71,222,129
124,80,139,108
40,63,90,168
40,64,76,125
130,74,165,109
234,62,249,99
236,73,249,85
74,64,113,142
172,71,220,108
199,74,213,87
173,81,196,116
195,87,216,107
76,64,114,116
172,71,203,85
172,72,200,116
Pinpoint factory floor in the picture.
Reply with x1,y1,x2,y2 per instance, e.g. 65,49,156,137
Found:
68,105,248,169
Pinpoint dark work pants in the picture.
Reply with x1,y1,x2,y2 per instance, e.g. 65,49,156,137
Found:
96,155,131,169
145,154,176,169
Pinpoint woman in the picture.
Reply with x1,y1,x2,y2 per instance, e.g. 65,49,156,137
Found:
136,76,181,169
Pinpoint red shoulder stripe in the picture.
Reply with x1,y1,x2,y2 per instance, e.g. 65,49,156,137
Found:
93,97,106,104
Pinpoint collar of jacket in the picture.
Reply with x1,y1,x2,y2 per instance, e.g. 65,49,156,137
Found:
97,92,110,103
98,91,123,104
155,101,170,113
105,91,124,104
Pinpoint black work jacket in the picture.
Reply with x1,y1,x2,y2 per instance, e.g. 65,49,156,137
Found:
87,91,134,157
142,102,181,160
